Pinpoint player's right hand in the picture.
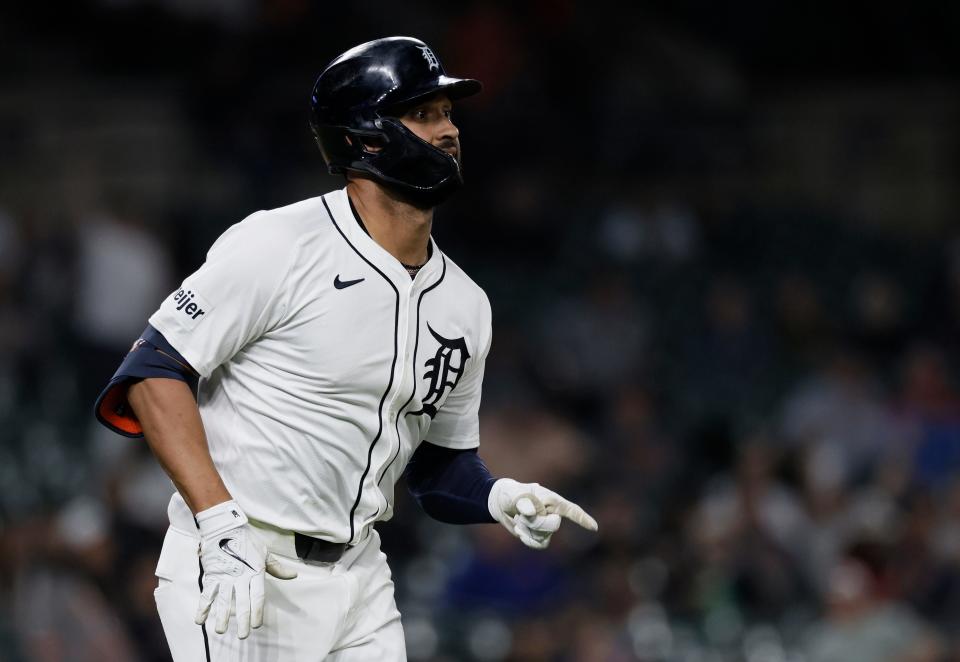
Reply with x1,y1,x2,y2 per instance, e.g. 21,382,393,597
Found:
487,478,598,549
194,500,297,639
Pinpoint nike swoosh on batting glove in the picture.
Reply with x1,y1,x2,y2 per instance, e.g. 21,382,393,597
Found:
487,478,598,549
195,500,297,639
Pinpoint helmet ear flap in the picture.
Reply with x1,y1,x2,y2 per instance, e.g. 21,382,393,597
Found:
347,127,390,155
373,118,460,186
366,118,464,207
312,125,360,174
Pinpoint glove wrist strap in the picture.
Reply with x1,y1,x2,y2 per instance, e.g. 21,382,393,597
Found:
487,478,518,519
196,500,248,539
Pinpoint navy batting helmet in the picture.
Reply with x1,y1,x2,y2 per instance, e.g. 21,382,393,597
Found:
309,36,482,207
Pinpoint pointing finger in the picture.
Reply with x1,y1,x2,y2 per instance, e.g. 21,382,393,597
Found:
552,498,599,532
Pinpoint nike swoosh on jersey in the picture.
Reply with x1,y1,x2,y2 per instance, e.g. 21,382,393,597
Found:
219,538,256,571
334,275,365,289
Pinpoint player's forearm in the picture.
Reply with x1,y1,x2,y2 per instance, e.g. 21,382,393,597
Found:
127,377,231,514
404,442,497,524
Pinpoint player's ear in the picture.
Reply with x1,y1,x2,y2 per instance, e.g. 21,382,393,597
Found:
344,134,383,154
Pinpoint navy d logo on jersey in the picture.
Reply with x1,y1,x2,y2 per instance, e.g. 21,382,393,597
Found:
407,323,470,419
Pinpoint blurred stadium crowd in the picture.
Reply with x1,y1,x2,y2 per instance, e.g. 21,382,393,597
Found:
2,1,960,661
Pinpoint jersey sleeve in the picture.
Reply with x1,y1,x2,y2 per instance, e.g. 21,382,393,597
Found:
148,213,296,379
425,293,492,450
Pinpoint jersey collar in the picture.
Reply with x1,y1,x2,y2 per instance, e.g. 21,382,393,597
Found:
325,188,442,286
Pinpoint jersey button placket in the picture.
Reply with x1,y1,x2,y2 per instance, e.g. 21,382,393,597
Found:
396,285,418,412
371,278,412,528
394,288,419,445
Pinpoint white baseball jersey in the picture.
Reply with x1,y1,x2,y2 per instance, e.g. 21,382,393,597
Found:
149,188,492,545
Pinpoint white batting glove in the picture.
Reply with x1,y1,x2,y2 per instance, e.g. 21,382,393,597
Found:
488,478,598,549
195,501,297,639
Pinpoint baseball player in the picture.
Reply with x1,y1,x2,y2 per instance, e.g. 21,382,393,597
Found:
95,36,597,661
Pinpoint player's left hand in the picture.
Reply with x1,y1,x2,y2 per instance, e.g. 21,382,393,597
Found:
194,500,298,639
487,478,598,549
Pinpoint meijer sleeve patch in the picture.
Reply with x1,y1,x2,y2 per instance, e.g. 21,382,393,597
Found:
162,287,215,330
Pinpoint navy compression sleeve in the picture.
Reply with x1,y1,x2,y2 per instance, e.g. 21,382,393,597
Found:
404,442,498,524
94,324,198,437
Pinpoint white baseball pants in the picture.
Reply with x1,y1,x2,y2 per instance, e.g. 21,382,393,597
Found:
153,500,405,661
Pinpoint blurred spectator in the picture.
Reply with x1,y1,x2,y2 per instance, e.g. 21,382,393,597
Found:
479,407,592,493
689,441,810,620
773,272,833,370
73,210,172,397
532,271,649,418
0,209,27,418
597,196,700,265
682,276,773,419
446,525,570,615
12,499,139,662
780,349,897,483
802,546,943,662
896,343,960,489
849,271,910,367
73,211,172,350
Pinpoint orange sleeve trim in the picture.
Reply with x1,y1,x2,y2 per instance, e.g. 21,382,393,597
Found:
96,382,144,437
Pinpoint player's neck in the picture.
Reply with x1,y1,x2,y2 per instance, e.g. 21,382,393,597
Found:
346,180,432,267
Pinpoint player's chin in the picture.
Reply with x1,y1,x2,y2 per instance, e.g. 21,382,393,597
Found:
442,148,460,163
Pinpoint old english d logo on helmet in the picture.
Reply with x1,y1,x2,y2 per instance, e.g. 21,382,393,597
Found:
417,45,440,71
309,37,482,207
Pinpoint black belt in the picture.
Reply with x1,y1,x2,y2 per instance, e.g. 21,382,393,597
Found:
294,532,348,563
